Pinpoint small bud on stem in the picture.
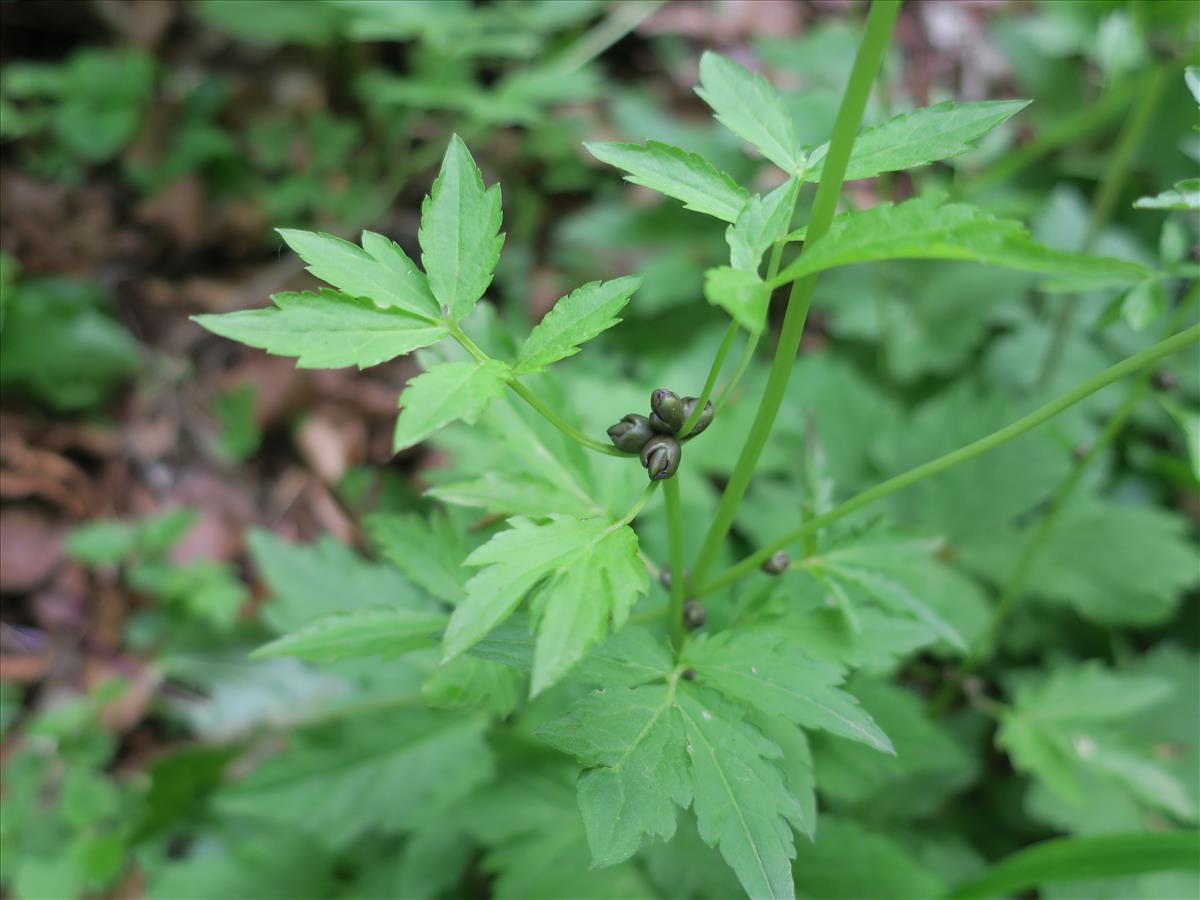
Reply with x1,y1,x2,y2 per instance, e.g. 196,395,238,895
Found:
641,434,681,480
761,550,790,575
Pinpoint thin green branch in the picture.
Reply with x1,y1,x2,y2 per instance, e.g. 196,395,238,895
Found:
446,322,631,458
687,0,901,591
697,323,1200,597
957,285,1200,677
663,475,687,650
507,380,629,457
551,1,664,75
680,322,738,436
1036,65,1170,388
617,479,661,527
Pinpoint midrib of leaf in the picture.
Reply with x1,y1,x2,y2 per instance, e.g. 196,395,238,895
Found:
450,167,467,310
612,674,680,772
230,715,484,790
588,678,679,853
677,701,774,895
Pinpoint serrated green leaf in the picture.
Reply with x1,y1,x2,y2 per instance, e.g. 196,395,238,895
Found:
514,276,641,375
216,711,492,848
1158,394,1200,480
704,266,770,333
246,529,433,633
422,655,521,717
771,196,1151,289
441,515,647,696
696,51,802,173
811,678,976,820
1119,280,1167,331
792,816,946,899
365,512,467,605
461,766,658,900
427,472,595,518
419,135,504,321
683,629,894,753
567,625,676,688
968,499,1198,627
393,358,510,451
586,140,749,223
1134,179,1200,211
277,229,439,319
251,607,448,662
806,100,1031,182
817,562,966,651
998,662,1186,811
536,681,691,867
65,508,197,565
193,290,447,369
677,685,805,900
727,177,798,274
751,715,817,839
949,831,1200,900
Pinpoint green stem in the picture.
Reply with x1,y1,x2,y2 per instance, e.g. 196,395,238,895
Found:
968,285,1200,668
551,0,664,74
1036,65,1170,389
446,322,630,458
507,380,628,457
687,0,901,590
714,242,785,411
617,479,661,527
680,322,738,436
663,475,687,651
698,324,1200,597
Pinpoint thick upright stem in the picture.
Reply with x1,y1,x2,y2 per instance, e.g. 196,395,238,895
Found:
698,324,1200,596
663,475,687,651
687,0,901,590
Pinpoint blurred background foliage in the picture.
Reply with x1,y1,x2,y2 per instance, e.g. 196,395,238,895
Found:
0,1,1197,898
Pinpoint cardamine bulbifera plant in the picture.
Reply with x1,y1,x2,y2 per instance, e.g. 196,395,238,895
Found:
190,6,1199,896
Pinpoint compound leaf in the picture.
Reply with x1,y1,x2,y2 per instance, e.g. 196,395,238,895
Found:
514,276,642,375
696,51,802,173
393,358,510,451
193,290,447,369
805,100,1031,182
419,135,504,321
277,229,439,319
586,140,748,223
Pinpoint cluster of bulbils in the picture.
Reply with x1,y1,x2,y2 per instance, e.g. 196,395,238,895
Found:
606,389,715,480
